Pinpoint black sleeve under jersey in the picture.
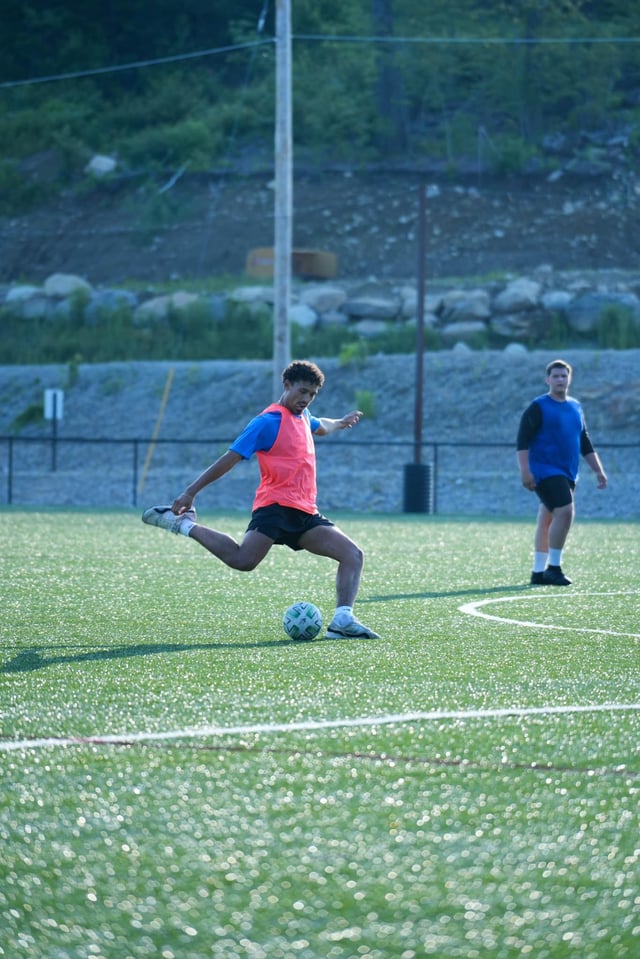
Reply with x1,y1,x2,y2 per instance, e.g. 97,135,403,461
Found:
580,425,595,456
516,401,542,450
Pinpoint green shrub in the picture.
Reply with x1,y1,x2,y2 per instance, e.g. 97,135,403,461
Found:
292,323,359,360
66,354,82,387
355,389,376,419
338,340,369,367
0,160,51,214
596,306,640,349
120,118,222,173
11,403,44,433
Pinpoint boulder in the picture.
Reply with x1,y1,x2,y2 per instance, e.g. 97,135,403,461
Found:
541,290,573,314
493,277,542,313
86,289,139,325
6,284,41,302
566,292,640,333
490,311,549,340
440,320,487,344
299,284,346,313
355,319,390,337
43,273,92,297
133,291,199,325
342,282,402,320
289,303,317,328
439,288,491,324
228,285,275,305
85,155,117,176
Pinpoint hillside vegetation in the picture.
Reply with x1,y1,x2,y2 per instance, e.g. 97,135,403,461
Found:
2,1,639,216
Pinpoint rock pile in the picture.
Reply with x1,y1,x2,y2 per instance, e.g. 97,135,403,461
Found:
3,267,640,348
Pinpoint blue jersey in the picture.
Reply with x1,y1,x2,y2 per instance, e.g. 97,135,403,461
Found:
518,393,588,483
230,408,321,459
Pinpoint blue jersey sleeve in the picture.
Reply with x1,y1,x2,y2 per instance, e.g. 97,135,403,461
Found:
308,411,321,433
230,408,321,460
230,411,281,459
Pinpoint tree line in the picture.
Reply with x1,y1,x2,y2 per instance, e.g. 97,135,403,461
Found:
1,1,639,211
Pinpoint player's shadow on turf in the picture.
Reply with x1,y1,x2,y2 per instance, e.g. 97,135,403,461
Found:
0,635,359,673
365,583,530,602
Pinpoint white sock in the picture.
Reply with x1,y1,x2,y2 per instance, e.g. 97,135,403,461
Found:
549,548,563,566
333,605,353,625
180,520,196,537
533,552,548,573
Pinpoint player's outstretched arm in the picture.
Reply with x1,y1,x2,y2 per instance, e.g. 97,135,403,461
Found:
316,410,363,436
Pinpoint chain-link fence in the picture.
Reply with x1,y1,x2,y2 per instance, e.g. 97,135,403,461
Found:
2,435,637,519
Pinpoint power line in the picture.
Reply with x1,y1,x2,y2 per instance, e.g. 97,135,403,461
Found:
293,33,640,45
0,38,274,90
2,31,639,91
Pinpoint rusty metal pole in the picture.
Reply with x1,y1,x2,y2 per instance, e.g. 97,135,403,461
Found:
414,182,427,464
403,182,432,512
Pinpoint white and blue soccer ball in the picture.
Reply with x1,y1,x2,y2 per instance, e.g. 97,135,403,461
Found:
283,601,323,641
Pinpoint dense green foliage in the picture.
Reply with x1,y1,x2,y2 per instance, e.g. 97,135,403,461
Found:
1,2,639,212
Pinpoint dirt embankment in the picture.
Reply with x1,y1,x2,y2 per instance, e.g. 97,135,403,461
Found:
1,168,637,286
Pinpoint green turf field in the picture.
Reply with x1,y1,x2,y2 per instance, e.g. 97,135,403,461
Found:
1,511,639,959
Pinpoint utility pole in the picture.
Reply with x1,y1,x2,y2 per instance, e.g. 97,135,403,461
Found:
273,0,292,399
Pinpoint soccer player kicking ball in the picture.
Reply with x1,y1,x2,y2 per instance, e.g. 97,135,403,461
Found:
516,358,608,586
142,360,379,639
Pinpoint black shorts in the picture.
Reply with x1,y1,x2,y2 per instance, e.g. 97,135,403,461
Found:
246,504,334,551
535,475,576,511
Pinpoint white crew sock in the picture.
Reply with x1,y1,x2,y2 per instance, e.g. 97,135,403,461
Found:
533,551,548,573
180,519,196,536
548,548,563,567
333,605,353,625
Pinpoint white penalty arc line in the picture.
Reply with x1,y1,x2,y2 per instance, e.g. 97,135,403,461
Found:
1,702,639,753
459,591,640,639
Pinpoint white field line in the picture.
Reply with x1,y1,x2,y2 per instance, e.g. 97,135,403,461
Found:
459,591,640,639
1,702,639,753
3,593,638,754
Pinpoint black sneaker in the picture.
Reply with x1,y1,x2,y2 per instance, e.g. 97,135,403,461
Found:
542,565,572,586
530,571,545,585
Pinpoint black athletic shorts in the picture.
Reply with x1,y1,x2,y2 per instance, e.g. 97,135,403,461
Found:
535,475,576,511
246,504,334,550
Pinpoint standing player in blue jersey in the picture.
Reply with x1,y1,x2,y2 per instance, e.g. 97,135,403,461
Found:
142,360,379,639
516,358,607,585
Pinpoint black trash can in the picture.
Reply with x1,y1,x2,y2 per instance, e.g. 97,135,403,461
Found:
403,463,433,514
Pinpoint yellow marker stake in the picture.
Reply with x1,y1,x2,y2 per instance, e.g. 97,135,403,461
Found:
137,367,174,495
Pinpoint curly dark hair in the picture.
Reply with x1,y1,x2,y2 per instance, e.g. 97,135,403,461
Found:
282,360,325,388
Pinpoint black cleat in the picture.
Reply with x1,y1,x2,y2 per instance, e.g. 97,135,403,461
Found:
530,571,545,585
542,565,572,586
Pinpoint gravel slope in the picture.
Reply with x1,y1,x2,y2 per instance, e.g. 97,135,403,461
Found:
1,350,638,517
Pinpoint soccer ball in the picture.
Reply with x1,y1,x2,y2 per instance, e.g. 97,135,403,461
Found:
283,601,323,641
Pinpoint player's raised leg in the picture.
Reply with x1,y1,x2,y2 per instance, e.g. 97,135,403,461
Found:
143,505,274,571
189,525,274,571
